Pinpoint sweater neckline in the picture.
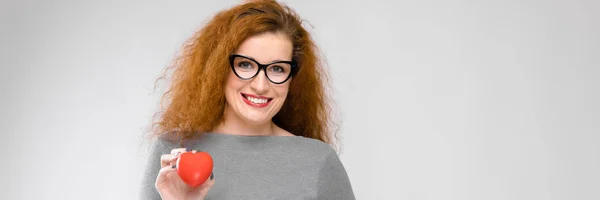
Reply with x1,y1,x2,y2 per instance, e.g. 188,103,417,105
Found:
204,132,300,138
179,132,304,152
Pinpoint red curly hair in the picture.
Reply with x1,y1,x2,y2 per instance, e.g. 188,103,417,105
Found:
148,0,338,146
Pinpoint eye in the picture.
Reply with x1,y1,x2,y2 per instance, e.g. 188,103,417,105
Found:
238,61,252,69
273,66,284,72
269,65,286,73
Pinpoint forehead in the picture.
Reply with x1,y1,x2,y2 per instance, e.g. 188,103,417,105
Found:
235,32,293,63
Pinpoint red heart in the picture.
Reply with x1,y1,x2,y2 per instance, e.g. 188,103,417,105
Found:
176,151,214,187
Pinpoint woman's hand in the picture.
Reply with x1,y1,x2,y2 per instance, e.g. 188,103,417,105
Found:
155,148,215,200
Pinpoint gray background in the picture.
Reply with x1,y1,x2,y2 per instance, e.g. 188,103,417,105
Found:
1,0,599,199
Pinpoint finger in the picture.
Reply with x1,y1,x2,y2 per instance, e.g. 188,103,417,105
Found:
160,154,179,168
170,148,188,155
196,172,215,198
155,164,178,188
160,148,189,168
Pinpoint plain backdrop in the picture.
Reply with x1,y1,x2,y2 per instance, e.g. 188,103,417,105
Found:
1,0,599,199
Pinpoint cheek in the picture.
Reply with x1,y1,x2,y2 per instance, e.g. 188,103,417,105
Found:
275,83,291,98
225,72,244,94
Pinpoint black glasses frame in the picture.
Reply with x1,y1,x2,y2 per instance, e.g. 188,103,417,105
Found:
229,54,298,84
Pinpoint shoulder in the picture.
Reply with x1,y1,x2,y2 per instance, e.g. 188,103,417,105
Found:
155,132,181,147
292,136,333,151
146,131,187,154
287,137,348,180
275,126,336,157
309,139,355,198
152,131,208,149
287,135,337,162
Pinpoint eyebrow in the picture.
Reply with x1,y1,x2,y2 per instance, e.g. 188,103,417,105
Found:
238,54,291,64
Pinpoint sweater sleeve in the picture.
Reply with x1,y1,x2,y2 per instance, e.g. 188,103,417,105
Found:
139,138,171,200
316,148,356,200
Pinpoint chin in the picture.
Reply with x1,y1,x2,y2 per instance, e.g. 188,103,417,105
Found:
240,113,272,125
237,100,282,125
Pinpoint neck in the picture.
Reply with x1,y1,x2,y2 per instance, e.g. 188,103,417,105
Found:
213,107,276,136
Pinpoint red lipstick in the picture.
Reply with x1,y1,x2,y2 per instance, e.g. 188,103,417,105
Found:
241,93,273,108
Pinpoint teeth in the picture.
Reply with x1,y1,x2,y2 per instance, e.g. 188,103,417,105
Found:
247,96,268,104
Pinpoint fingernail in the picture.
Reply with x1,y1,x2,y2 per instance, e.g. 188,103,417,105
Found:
172,165,176,169
210,172,214,180
174,152,180,156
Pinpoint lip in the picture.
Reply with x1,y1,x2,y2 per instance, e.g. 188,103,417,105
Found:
241,93,273,108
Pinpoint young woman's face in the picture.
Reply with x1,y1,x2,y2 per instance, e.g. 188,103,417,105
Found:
223,32,293,126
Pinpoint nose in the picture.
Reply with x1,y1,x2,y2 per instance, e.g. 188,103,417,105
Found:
250,70,270,94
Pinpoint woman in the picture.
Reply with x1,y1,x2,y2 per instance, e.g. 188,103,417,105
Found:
140,0,355,199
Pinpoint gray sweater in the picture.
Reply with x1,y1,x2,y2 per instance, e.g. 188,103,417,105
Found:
139,132,355,199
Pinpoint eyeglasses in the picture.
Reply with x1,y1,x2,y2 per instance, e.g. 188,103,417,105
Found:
229,54,298,84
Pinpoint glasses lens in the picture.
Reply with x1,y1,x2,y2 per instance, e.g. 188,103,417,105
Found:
266,63,292,83
232,56,259,79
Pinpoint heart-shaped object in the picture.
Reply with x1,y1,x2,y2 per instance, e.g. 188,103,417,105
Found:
176,151,213,187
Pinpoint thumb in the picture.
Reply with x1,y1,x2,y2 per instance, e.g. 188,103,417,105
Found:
195,172,216,198
155,165,177,188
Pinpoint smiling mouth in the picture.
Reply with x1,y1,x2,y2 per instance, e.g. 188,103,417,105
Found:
241,93,273,105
